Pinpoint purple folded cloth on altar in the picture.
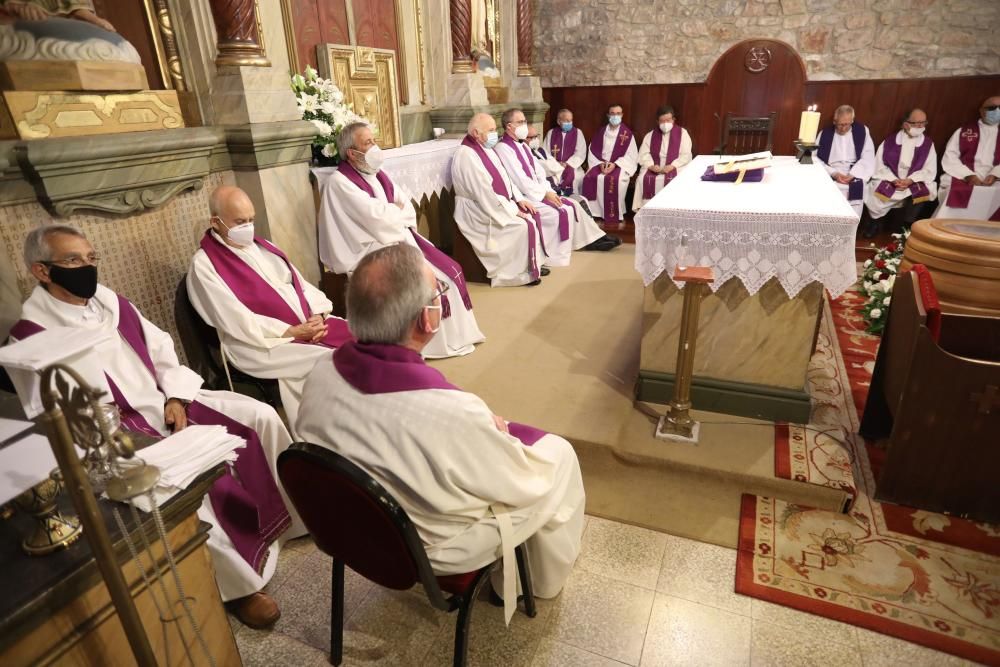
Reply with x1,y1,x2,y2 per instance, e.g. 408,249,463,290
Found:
701,166,765,182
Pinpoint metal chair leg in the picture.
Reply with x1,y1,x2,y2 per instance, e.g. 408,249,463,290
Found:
330,558,345,666
514,544,537,618
452,565,495,667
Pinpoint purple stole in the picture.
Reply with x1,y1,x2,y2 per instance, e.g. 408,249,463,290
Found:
460,135,541,280
642,125,683,200
874,133,933,203
10,296,290,573
817,124,867,201
333,341,546,445
701,165,765,182
200,231,353,348
500,136,571,242
947,122,1000,208
582,124,634,224
548,127,579,191
336,161,473,317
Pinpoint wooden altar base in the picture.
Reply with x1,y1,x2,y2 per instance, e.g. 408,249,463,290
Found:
431,246,848,548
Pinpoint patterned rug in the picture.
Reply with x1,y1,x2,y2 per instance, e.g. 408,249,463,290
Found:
737,287,1000,664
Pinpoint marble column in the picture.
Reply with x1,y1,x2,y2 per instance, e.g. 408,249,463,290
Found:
450,0,474,73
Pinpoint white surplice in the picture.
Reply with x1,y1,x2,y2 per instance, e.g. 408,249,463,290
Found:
187,232,341,433
451,143,545,287
864,131,938,219
494,139,604,266
8,284,305,602
317,170,484,355
296,354,585,604
586,126,638,220
530,145,565,181
632,127,693,211
543,127,588,193
816,125,876,216
935,120,1000,220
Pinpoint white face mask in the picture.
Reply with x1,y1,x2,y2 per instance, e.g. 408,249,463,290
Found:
363,145,384,171
906,126,925,137
514,124,529,140
528,138,541,150
484,131,499,149
223,221,254,247
660,122,674,133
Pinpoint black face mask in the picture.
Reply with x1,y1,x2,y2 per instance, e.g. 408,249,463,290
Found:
47,264,98,299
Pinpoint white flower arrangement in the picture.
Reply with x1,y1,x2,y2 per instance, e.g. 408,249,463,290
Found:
290,66,369,163
857,228,910,335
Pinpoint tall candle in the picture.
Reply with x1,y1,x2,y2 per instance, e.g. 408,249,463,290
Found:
798,107,820,144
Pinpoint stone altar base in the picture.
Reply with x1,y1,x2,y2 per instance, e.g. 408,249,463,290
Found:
0,90,183,140
638,275,824,423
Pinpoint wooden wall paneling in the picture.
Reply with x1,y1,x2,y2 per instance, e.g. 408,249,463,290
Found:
289,0,322,71
93,0,165,89
353,0,404,103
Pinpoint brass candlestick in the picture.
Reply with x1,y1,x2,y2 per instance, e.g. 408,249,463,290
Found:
656,265,715,444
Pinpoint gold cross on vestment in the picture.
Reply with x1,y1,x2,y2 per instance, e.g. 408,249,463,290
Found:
971,385,1000,414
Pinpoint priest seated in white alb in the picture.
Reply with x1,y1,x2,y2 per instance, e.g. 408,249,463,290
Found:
494,108,618,264
861,109,937,237
186,186,353,432
525,124,564,184
543,108,587,196
451,112,547,287
295,244,585,620
632,105,693,211
583,104,638,230
317,122,484,357
815,104,876,217
7,225,305,630
936,95,1000,221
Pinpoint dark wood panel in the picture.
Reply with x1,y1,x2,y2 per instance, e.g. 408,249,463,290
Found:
92,0,164,89
289,0,350,71
353,0,402,101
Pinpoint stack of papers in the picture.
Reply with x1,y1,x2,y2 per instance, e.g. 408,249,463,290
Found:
114,425,245,511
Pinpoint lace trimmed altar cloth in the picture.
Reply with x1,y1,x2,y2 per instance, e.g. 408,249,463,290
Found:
313,138,460,203
635,155,859,298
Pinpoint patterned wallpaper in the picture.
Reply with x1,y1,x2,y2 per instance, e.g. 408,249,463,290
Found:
0,171,236,365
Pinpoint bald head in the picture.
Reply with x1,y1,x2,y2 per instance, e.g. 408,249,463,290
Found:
209,185,256,247
467,112,497,146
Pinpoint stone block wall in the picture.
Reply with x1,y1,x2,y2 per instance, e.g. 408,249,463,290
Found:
533,0,1000,86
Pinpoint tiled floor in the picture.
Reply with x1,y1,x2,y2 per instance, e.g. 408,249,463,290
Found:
233,516,978,666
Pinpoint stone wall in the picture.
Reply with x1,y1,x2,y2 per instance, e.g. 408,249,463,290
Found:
533,0,1000,86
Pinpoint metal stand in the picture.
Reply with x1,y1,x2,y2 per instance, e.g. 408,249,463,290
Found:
656,266,715,444
794,141,818,164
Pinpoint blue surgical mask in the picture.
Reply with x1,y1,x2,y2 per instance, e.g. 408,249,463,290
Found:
560,121,573,132
484,131,499,149
608,115,622,127
986,109,1000,126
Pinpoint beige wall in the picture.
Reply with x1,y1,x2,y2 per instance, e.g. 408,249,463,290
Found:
533,0,1000,86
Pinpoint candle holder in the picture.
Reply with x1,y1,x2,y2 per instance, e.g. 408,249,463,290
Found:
794,141,818,164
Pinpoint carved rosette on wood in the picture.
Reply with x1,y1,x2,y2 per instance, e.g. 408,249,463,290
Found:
208,0,270,67
516,0,534,76
450,0,474,73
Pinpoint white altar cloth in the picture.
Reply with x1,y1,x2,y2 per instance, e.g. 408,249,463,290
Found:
313,138,460,202
634,155,860,298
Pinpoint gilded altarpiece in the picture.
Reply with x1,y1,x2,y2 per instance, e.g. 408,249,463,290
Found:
317,44,401,149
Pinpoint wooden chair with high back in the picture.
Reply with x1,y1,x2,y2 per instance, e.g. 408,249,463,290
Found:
714,112,777,155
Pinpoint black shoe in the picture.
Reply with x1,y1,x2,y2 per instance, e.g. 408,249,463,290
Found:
526,278,542,286
540,267,551,276
860,219,880,239
608,235,623,247
582,235,621,252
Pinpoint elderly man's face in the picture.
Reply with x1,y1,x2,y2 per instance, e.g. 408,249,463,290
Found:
558,111,573,125
526,127,540,143
903,110,927,135
212,194,255,239
834,115,854,135
32,232,98,292
475,117,497,144
981,97,1000,122
352,126,377,158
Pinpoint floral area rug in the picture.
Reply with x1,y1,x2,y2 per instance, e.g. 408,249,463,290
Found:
738,287,1000,664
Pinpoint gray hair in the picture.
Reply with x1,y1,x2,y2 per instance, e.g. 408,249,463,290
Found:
556,108,572,119
834,104,855,119
501,107,523,128
23,224,86,269
347,244,434,345
337,121,370,161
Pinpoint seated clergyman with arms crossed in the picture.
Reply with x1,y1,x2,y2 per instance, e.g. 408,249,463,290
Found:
295,244,585,620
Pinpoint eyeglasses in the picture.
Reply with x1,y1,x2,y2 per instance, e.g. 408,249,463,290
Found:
526,136,539,141
430,278,449,302
904,120,927,127
41,254,100,268
983,105,1000,111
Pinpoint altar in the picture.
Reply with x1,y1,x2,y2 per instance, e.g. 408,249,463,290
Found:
634,155,859,422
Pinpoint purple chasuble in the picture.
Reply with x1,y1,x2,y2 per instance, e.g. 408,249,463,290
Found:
501,135,571,242
10,295,290,573
460,135,540,280
874,133,933,202
200,231,353,348
336,161,474,317
548,127,579,190
817,124,867,201
642,125,683,200
332,341,547,445
948,122,1000,208
582,124,633,224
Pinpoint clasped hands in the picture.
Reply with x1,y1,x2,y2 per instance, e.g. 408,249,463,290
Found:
648,164,676,175
966,174,998,187
516,200,537,220
284,314,328,342
892,178,914,190
832,172,854,185
600,161,616,175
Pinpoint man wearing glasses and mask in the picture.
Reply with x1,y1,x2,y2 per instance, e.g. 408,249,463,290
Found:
861,108,938,237
7,224,306,630
937,95,1000,220
297,244,585,624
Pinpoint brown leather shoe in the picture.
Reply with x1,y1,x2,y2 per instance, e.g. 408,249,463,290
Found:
232,592,281,629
